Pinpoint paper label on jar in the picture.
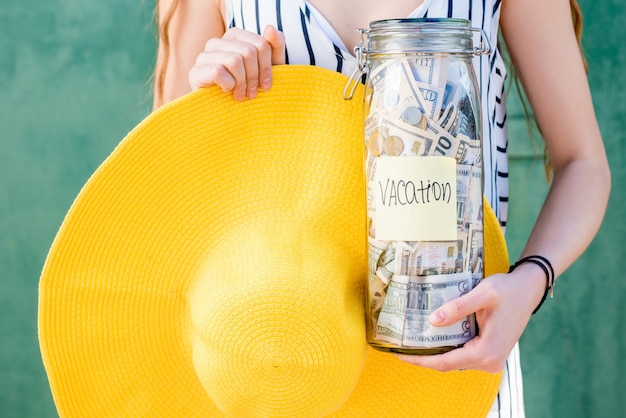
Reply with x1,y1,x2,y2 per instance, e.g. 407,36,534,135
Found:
374,156,457,241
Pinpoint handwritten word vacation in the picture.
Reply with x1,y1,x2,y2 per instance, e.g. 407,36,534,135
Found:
377,178,453,207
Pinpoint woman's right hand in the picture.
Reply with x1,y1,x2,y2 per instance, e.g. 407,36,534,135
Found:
189,25,286,101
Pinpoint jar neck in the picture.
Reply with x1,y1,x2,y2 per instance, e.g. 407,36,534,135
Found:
365,18,477,55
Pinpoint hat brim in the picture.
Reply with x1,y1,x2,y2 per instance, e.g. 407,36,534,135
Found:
39,65,504,417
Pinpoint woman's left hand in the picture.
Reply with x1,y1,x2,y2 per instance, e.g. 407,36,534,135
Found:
395,266,545,373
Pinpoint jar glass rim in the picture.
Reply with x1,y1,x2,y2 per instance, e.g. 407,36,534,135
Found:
369,18,471,30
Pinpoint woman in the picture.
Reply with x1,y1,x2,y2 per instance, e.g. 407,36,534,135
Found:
152,0,611,415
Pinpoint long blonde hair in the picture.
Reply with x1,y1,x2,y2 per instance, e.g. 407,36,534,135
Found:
154,0,180,106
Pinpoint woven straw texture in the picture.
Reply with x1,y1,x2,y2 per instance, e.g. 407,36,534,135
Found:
39,65,504,417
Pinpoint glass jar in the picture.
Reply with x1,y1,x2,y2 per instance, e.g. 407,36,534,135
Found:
352,18,491,354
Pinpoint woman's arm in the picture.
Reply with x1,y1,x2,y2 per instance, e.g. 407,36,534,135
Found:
154,0,226,108
500,0,611,273
153,0,285,109
396,0,611,373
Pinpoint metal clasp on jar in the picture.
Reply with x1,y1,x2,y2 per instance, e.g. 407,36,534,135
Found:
470,27,492,56
343,29,370,100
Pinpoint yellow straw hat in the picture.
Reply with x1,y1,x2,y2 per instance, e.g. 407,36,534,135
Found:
39,65,506,417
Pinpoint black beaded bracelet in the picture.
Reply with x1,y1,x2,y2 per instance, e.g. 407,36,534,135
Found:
509,255,555,314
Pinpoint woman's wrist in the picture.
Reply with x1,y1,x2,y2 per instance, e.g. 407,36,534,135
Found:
508,259,554,315
509,263,546,315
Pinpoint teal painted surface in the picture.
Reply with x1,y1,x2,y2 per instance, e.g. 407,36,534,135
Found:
0,0,623,417
506,1,626,417
0,1,156,416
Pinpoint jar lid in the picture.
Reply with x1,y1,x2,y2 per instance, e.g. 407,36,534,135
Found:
365,18,487,55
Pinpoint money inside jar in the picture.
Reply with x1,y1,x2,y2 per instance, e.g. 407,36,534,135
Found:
359,18,490,354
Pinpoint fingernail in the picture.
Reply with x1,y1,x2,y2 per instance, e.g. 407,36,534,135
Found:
430,309,446,324
261,78,272,90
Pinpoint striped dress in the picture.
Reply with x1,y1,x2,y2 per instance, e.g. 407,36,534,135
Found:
224,1,523,416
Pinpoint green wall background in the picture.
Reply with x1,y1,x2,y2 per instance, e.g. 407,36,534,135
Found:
1,1,623,417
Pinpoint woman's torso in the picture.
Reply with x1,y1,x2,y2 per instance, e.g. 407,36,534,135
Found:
223,0,510,229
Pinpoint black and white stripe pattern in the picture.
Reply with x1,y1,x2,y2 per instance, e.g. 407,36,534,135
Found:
225,1,521,416
487,343,526,418
227,0,349,74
